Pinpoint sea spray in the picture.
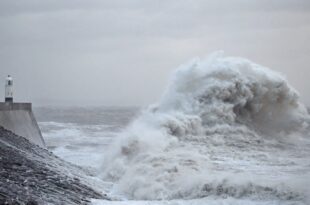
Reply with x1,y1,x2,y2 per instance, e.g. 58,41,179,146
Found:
100,52,310,201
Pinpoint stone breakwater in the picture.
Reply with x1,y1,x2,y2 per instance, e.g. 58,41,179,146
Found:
0,126,107,204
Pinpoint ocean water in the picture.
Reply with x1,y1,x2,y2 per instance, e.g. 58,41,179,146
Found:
35,53,310,205
35,106,139,168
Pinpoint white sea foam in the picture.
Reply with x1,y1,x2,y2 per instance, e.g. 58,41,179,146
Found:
92,198,306,205
39,121,117,168
99,52,310,202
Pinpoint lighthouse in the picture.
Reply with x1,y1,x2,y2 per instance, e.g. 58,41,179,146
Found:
5,75,13,103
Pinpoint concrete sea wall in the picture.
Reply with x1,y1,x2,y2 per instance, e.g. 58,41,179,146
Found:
0,126,105,204
0,102,45,147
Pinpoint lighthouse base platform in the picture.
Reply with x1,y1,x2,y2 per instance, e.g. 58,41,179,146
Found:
0,102,45,147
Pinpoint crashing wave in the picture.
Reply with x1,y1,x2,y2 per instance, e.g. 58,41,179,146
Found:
100,52,310,201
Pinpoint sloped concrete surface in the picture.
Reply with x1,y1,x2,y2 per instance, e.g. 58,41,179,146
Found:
0,103,45,147
0,126,106,204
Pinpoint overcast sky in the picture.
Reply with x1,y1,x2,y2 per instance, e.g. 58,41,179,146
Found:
0,0,310,106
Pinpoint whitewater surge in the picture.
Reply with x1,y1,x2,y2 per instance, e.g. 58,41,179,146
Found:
100,52,310,203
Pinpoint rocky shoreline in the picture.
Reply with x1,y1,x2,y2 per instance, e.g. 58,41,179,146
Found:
0,126,107,204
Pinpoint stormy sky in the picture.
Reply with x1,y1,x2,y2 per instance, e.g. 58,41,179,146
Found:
0,0,310,106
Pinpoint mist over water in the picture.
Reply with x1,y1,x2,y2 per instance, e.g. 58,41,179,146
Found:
99,53,310,203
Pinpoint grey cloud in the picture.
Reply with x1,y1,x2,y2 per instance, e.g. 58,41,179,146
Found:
0,0,310,106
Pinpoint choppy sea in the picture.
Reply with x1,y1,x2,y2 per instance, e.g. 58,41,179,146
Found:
35,107,138,168
34,106,310,205
34,54,310,205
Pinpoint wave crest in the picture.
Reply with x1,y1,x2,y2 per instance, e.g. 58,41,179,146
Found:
100,52,309,201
